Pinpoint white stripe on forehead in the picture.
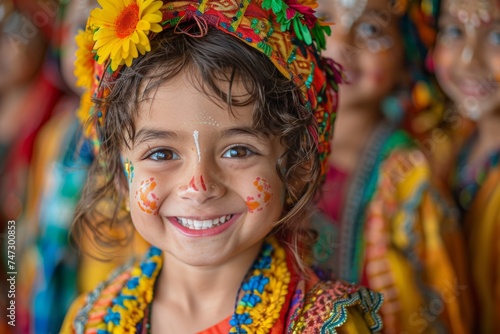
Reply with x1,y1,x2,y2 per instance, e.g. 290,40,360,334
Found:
193,130,201,163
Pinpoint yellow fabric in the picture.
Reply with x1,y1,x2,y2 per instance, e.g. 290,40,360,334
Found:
337,308,374,334
429,120,499,333
78,231,150,293
363,148,470,333
466,166,500,334
60,295,87,334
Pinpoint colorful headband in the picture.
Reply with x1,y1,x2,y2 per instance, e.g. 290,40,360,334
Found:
74,0,339,176
398,0,447,134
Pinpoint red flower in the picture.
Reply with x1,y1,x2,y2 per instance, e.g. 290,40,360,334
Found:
285,0,317,28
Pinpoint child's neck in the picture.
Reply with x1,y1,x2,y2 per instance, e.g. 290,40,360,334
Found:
469,109,500,164
151,241,262,333
330,106,384,173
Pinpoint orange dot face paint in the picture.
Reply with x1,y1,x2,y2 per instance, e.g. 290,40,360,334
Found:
135,177,159,215
246,177,273,213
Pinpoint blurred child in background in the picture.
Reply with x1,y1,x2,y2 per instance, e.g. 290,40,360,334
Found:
432,0,500,331
17,0,149,332
0,1,61,332
312,0,471,332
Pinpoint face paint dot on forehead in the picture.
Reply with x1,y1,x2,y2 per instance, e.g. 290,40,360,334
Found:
181,112,220,127
246,177,273,213
135,177,159,215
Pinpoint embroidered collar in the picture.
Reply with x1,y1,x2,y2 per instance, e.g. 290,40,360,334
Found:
82,236,291,333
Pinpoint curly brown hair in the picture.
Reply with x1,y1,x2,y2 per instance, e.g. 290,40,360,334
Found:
72,26,321,270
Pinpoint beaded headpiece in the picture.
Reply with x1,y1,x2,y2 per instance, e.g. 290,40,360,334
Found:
74,0,339,177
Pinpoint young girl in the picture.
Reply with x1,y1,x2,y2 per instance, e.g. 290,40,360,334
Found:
312,0,471,332
433,0,500,331
61,0,384,332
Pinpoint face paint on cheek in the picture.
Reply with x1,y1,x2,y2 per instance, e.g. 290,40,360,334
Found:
123,158,134,184
135,177,159,215
246,177,273,213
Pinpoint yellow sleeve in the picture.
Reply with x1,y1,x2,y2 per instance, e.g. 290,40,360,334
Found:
365,149,470,333
467,168,500,333
59,294,87,334
336,308,376,334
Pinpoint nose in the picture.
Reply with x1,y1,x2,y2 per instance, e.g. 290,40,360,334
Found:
176,159,226,204
459,25,483,68
326,28,355,69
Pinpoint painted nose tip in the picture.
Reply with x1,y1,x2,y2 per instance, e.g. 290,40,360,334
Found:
178,175,225,203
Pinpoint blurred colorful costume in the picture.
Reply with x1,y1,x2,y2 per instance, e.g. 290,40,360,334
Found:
314,126,469,333
456,131,500,333
432,114,500,333
312,0,471,333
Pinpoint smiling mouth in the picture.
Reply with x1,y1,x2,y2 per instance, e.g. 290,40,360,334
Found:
175,214,233,230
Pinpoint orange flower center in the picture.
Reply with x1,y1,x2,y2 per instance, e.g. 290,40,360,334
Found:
115,3,140,39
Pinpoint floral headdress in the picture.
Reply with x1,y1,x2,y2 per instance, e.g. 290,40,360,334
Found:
74,0,339,176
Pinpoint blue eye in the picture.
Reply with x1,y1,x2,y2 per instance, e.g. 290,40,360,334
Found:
439,25,463,40
222,146,254,158
148,149,179,161
356,22,380,39
489,30,500,46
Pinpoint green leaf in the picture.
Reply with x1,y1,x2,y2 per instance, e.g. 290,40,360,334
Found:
312,24,326,50
300,21,312,45
262,0,272,10
280,21,290,31
271,0,283,14
293,18,303,41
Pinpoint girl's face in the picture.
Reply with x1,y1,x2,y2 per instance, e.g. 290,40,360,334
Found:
317,0,405,111
121,70,286,267
434,0,500,119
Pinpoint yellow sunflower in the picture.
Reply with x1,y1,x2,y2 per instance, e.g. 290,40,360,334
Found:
76,90,94,137
74,28,96,89
91,0,164,71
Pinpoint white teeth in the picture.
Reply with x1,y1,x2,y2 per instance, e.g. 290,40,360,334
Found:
176,214,233,230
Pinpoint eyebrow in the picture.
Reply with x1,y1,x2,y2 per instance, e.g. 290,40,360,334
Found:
134,127,178,146
133,126,268,145
219,127,268,140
